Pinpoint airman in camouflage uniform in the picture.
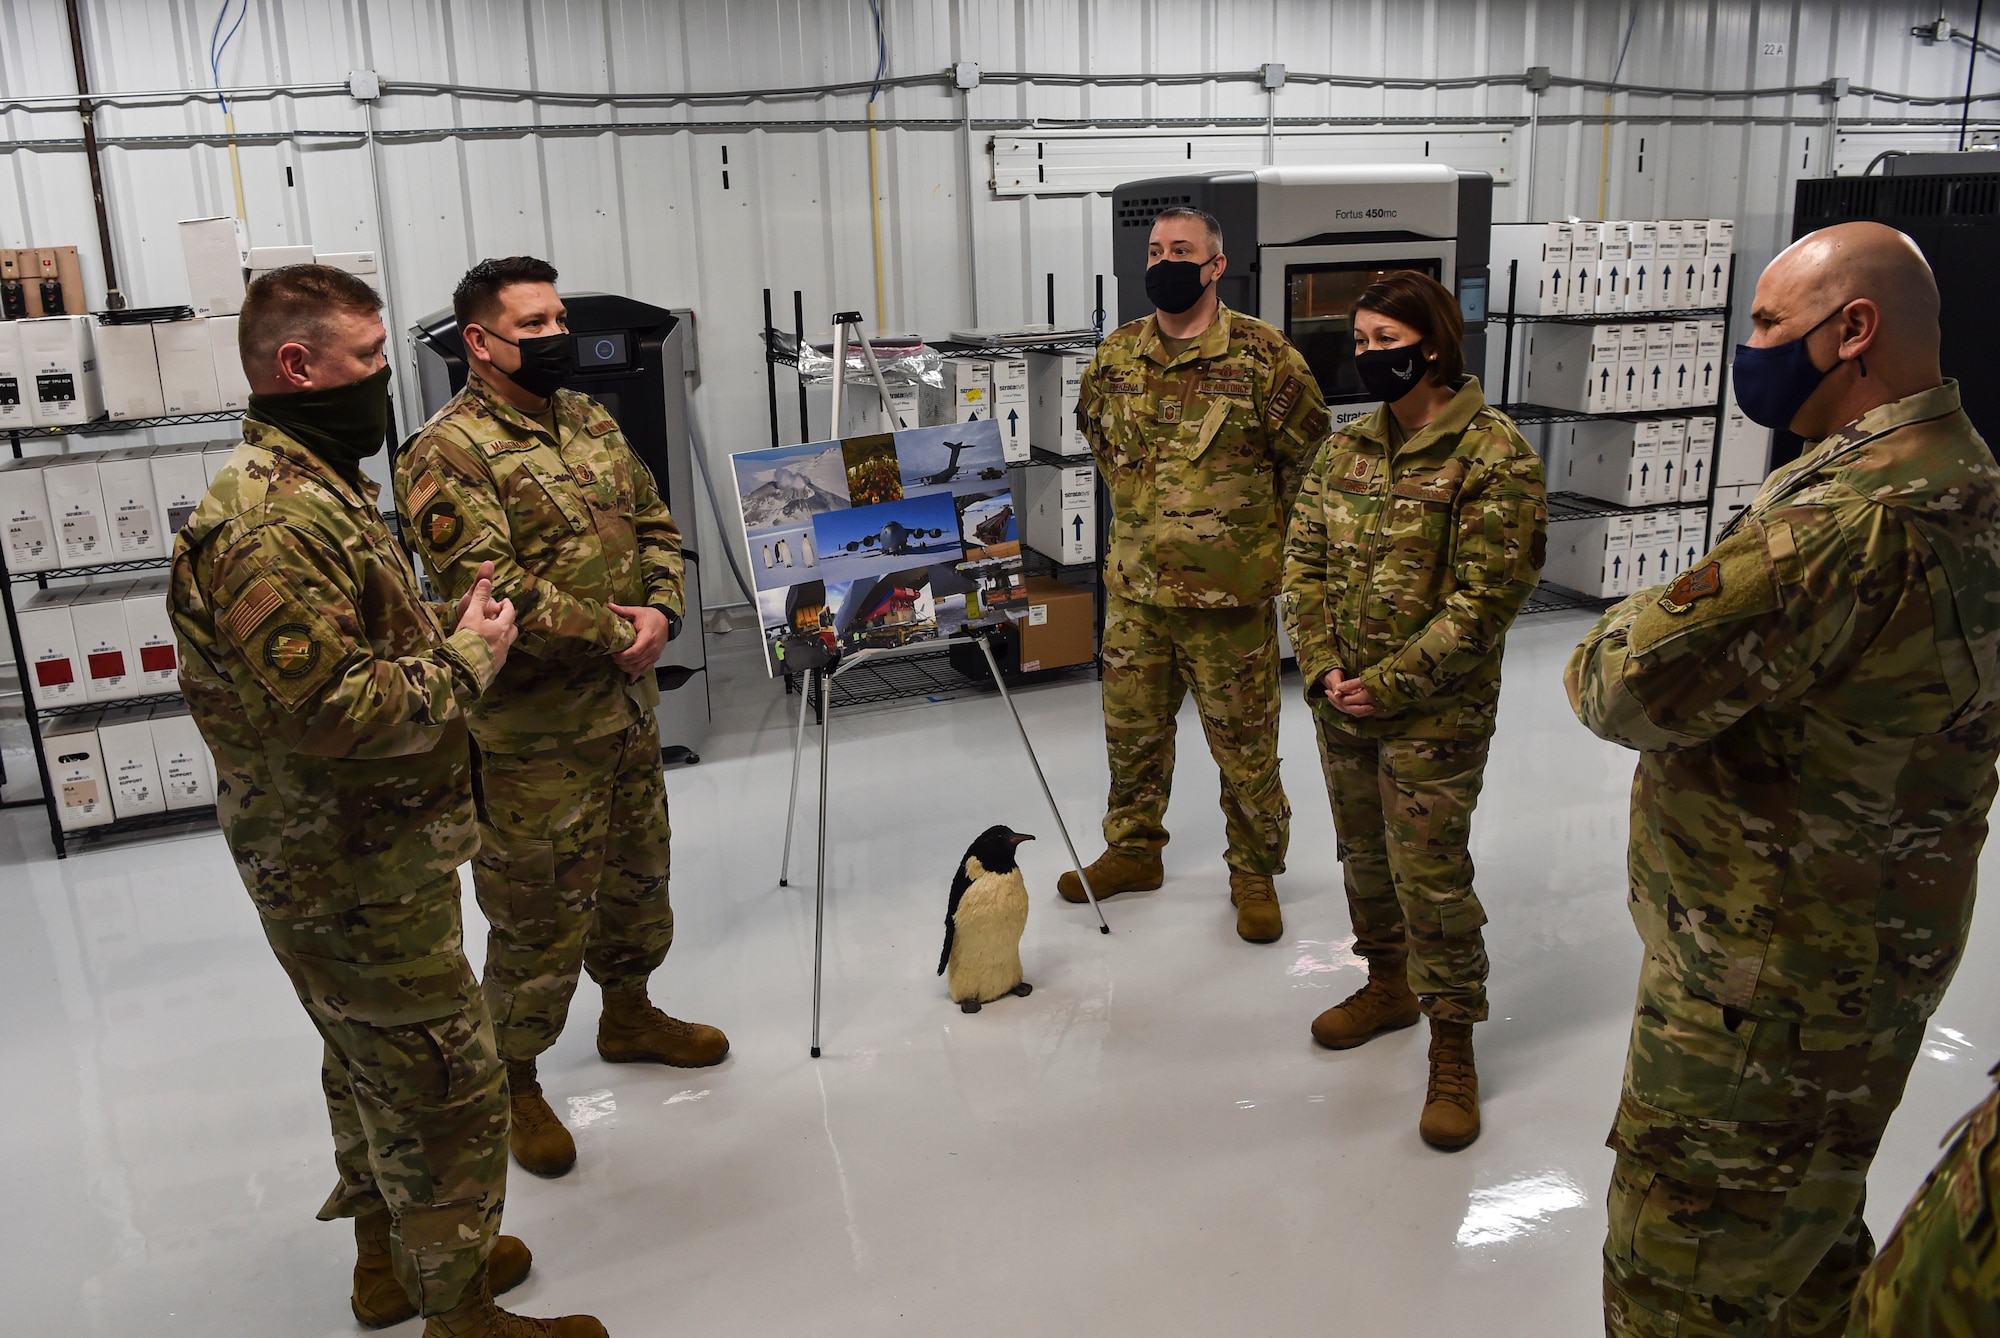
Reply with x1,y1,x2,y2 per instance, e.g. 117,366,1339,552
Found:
397,259,724,1182
1283,364,1546,1148
1844,1060,2000,1337
1568,375,2000,1335
171,419,528,1323
1064,300,1329,939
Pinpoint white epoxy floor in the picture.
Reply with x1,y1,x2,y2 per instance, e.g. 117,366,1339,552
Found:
5,612,1999,1336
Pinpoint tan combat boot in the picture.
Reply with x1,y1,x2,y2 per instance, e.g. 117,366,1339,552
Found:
506,1059,577,1177
1057,848,1164,903
1311,959,1421,1049
1228,872,1283,943
421,1264,607,1338
351,1208,533,1327
597,985,729,1067
1419,1019,1481,1150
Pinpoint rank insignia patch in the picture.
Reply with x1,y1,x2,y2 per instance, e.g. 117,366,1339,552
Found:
1346,454,1376,481
1659,560,1722,614
263,623,321,679
1155,399,1183,425
422,500,463,552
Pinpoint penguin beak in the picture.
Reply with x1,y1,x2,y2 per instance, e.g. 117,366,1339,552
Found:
1009,833,1036,845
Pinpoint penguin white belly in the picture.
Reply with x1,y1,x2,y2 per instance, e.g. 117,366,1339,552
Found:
946,870,1028,1004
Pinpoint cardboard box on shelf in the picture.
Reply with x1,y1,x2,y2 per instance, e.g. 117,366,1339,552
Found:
123,572,180,692
1028,350,1091,456
203,442,238,486
95,445,166,560
1717,391,1773,486
1638,323,1675,411
314,251,379,275
1630,512,1680,591
1656,221,1686,310
1595,223,1631,314
0,455,58,573
1694,320,1726,405
1668,322,1700,409
94,320,167,421
149,443,213,535
921,358,993,426
1676,505,1710,574
1544,512,1636,598
1681,417,1716,501
96,703,167,819
985,355,1031,463
179,217,248,317
830,380,918,436
70,579,144,703
1023,462,1095,564
1519,323,1621,415
0,318,29,428
149,704,217,810
43,710,114,830
1488,222,1574,315
246,245,314,270
1710,482,1758,547
1614,323,1647,411
1554,419,1642,507
1656,419,1690,504
1627,222,1660,312
1013,575,1096,672
43,455,111,567
208,314,250,411
18,586,85,708
154,319,224,415
21,315,104,426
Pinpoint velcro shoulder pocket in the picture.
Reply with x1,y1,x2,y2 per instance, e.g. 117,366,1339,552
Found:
1628,521,1780,660
218,568,348,711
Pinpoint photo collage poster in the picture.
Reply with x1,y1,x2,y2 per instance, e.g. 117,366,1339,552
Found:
732,417,1025,677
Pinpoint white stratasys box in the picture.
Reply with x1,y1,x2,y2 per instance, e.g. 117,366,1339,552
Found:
0,455,59,573
178,217,247,317
43,710,114,830
154,320,224,416
150,704,217,810
921,358,992,426
42,455,111,568
92,319,167,421
123,571,181,692
18,585,85,708
95,446,167,561
95,703,167,819
21,315,103,427
1028,350,1091,457
984,355,1031,462
208,315,250,412
0,319,30,428
150,443,213,536
1488,221,1575,316
1681,417,1716,502
70,578,143,703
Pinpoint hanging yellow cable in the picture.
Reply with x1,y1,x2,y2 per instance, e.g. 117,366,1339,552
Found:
224,108,249,222
867,100,887,330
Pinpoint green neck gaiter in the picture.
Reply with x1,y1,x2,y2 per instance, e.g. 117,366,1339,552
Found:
247,366,392,485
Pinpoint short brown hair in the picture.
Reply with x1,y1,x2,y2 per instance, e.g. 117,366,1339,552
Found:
238,264,383,374
453,255,559,331
1353,270,1464,385
1152,206,1224,254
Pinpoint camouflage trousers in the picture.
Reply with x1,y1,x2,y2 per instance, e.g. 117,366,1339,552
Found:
1099,592,1289,876
1604,955,1925,1338
262,873,508,1316
1313,720,1490,1024
1844,1066,2000,1337
472,712,675,1063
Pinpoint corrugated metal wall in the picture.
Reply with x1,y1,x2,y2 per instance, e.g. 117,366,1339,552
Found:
0,0,1990,609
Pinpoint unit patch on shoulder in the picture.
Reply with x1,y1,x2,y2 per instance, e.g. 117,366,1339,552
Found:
1658,561,1722,615
262,623,322,680
422,499,463,553
1266,375,1304,425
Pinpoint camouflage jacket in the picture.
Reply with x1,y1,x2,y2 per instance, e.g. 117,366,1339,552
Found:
396,376,684,754
169,419,498,921
1079,305,1330,607
1566,382,2000,1035
1282,379,1547,739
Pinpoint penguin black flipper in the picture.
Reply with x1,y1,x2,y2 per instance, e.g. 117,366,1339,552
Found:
938,861,974,975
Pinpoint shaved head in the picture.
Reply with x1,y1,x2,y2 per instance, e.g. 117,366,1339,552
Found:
1747,221,1944,437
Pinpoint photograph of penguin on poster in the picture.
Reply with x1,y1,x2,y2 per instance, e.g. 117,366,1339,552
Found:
733,417,1024,676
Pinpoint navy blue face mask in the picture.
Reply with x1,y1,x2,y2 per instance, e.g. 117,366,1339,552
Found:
1732,306,1847,431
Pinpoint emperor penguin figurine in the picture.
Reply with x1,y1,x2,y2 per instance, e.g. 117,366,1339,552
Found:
937,826,1036,1013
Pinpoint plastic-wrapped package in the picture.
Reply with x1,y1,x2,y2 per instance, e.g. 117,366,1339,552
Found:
771,330,943,389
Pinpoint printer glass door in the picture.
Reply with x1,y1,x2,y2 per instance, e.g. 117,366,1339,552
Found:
1284,258,1441,402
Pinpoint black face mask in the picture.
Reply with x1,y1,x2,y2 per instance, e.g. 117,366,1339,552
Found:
1145,257,1216,316
1353,345,1429,404
478,327,575,399
246,366,391,484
